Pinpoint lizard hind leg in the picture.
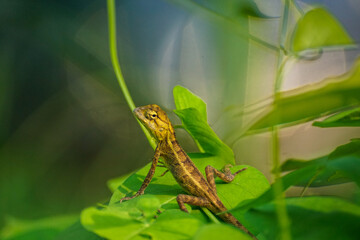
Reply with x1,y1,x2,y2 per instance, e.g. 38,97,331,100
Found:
205,165,247,192
176,194,211,213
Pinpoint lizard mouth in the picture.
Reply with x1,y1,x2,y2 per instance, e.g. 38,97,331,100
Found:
133,107,144,121
133,107,141,114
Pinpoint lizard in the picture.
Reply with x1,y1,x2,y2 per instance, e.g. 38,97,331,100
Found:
120,104,257,239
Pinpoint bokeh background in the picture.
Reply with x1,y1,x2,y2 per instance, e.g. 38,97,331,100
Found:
1,0,359,230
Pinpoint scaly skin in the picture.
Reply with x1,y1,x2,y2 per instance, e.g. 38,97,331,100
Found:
121,104,257,239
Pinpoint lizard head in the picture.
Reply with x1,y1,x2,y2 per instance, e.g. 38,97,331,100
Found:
134,104,175,142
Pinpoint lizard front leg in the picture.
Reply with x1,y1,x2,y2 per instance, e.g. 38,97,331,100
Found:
120,146,161,202
176,194,211,213
205,165,247,193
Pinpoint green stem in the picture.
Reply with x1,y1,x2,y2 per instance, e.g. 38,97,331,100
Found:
107,0,135,111
272,128,291,240
202,208,220,224
107,0,156,149
271,0,292,240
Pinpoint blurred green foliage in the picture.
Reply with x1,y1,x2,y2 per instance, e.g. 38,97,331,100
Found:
247,57,360,133
1,0,360,239
0,0,154,230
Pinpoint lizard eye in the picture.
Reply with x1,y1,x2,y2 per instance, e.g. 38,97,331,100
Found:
146,111,158,119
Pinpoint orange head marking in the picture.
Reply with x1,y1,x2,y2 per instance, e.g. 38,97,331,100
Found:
134,104,175,142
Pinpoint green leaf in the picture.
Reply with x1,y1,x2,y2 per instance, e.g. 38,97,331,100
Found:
233,164,320,211
216,166,270,211
245,197,360,240
112,160,268,211
84,159,268,239
109,189,124,205
329,139,360,159
235,139,360,212
216,166,270,237
247,57,360,133
313,106,360,127
81,195,163,240
81,196,206,240
81,206,147,240
194,223,253,240
0,215,78,240
284,139,360,187
279,156,351,187
292,8,354,53
174,108,234,162
173,85,234,162
326,139,360,186
173,85,207,122
279,158,323,172
113,162,183,204
281,157,350,187
134,195,161,219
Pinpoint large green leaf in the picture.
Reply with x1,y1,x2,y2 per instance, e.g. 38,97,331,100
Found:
233,164,320,212
245,197,360,240
81,195,168,240
247,57,360,133
292,8,354,53
173,85,235,162
283,139,360,187
233,139,360,212
83,162,269,240
81,195,207,240
108,161,269,211
313,106,360,128
0,215,78,240
279,157,350,187
215,166,270,211
82,206,208,240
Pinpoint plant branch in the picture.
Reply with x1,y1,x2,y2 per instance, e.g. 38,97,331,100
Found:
271,0,292,240
202,208,220,224
107,0,156,149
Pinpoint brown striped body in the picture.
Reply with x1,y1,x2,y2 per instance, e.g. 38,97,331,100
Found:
160,139,225,211
159,138,253,235
122,104,257,239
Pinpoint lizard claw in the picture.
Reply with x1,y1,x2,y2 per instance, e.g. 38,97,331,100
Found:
223,164,233,174
119,195,135,203
234,167,247,175
119,191,144,203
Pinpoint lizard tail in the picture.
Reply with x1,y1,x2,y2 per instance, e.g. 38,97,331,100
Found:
219,212,258,240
